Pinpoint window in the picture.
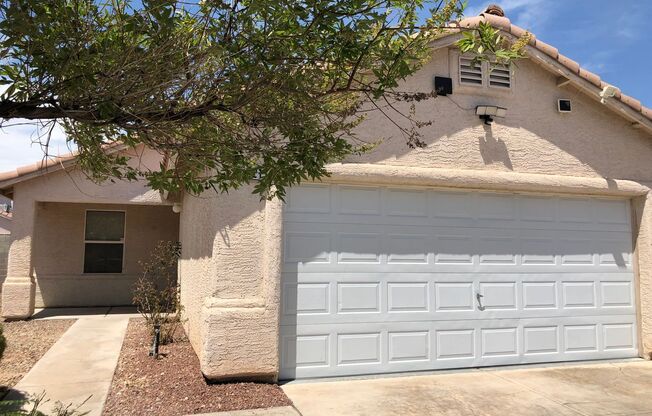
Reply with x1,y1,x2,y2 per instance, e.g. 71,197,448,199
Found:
459,56,483,85
84,210,125,273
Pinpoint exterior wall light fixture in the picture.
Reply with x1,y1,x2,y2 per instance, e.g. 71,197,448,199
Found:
476,105,507,125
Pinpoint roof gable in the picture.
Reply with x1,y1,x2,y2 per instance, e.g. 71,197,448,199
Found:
437,11,652,132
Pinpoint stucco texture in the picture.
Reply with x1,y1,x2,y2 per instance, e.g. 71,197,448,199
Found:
179,186,282,380
178,44,652,380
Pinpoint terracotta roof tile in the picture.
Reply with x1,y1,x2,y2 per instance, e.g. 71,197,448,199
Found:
480,13,511,31
579,68,602,88
509,25,536,45
0,151,78,189
534,39,559,59
642,107,652,120
558,55,580,75
0,143,128,190
457,15,483,28
620,94,642,112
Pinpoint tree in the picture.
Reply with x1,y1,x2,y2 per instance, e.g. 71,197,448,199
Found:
0,0,527,198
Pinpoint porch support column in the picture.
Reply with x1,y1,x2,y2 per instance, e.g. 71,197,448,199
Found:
1,197,36,319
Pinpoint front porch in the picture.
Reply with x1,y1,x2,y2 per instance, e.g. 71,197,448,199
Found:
2,201,179,318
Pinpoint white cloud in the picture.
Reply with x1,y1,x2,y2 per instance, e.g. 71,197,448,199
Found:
0,120,73,172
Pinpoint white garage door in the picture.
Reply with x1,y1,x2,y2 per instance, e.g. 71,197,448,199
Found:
279,185,638,379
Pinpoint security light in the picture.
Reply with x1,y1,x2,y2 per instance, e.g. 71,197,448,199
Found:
476,105,507,125
599,85,617,104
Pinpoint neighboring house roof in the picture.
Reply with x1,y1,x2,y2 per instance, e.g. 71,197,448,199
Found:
0,5,650,194
442,8,651,130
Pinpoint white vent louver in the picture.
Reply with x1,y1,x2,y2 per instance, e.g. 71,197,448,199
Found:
489,63,511,88
459,56,483,85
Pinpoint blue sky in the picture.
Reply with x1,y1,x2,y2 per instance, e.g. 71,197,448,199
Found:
0,0,650,172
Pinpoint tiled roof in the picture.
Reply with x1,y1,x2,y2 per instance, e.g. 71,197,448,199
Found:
447,11,652,122
0,151,78,189
0,143,127,191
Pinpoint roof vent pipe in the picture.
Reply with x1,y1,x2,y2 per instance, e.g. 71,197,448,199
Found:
483,4,505,17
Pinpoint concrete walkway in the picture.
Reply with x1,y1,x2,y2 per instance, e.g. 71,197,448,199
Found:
283,360,652,416
5,314,130,416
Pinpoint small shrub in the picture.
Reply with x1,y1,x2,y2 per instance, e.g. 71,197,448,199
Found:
0,323,6,360
133,241,182,345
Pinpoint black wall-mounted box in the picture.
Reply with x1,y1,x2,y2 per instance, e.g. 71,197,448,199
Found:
434,76,453,96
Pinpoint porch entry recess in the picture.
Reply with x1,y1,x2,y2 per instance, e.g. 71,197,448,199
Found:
279,184,637,379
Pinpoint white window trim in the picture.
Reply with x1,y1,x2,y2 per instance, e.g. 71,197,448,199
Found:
83,209,126,274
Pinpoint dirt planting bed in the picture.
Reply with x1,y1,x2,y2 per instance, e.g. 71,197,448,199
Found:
103,319,292,415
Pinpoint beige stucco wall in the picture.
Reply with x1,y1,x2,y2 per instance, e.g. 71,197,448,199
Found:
178,45,652,380
32,202,179,307
179,186,279,378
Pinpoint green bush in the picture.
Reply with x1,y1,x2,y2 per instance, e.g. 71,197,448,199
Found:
0,323,6,360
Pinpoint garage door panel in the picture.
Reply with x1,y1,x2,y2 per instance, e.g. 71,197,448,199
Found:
285,185,631,230
284,230,632,274
279,316,638,379
337,186,382,215
280,186,637,379
280,273,636,326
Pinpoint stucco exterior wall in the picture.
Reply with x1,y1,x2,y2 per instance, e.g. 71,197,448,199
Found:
348,48,652,180
179,186,271,376
178,45,652,380
32,202,179,307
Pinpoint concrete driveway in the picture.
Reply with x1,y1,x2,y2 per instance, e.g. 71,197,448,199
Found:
282,360,652,416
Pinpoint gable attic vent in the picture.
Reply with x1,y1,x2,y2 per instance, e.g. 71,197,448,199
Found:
489,63,511,88
459,56,483,85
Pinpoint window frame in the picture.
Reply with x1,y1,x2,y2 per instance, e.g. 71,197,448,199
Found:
83,209,126,274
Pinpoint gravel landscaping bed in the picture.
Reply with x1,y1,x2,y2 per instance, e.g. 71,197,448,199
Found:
0,319,76,399
103,319,292,416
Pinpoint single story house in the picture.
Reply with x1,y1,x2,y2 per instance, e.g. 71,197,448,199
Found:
2,6,652,382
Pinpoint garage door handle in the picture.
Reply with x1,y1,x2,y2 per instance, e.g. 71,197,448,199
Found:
476,293,485,311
